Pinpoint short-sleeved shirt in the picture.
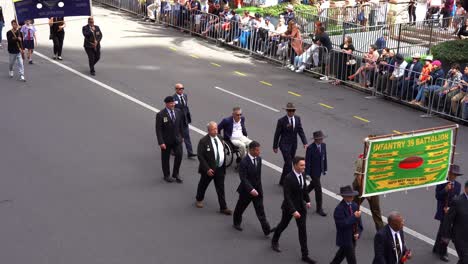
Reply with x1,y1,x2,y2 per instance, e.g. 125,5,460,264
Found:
21,25,36,41
461,74,468,92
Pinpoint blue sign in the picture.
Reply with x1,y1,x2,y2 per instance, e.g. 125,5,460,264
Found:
14,0,92,22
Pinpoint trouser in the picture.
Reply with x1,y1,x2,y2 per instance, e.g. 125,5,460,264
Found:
290,48,297,65
279,143,297,185
181,125,194,155
451,91,466,115
408,6,416,23
330,243,357,264
433,220,449,257
9,53,24,76
307,175,323,211
85,47,101,72
161,142,182,178
454,237,468,264
233,194,271,234
352,178,384,231
196,168,227,210
230,136,252,158
52,32,65,56
462,102,468,120
272,208,309,257
0,22,4,43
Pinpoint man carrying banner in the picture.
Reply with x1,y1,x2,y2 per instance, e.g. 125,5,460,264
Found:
7,20,25,82
82,17,102,76
433,164,462,262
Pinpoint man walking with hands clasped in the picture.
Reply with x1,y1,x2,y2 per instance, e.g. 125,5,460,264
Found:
306,130,328,217
82,17,102,76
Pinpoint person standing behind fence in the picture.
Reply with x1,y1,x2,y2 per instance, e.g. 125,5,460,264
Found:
442,0,455,30
0,5,4,48
452,2,466,34
7,20,26,82
282,20,303,68
332,36,355,85
408,0,417,25
82,17,102,76
20,19,37,64
49,17,65,60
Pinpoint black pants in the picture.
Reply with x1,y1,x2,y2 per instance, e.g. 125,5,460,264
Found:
408,6,416,23
454,237,468,264
433,220,448,257
196,169,227,210
161,142,182,178
272,209,308,257
52,32,64,56
85,47,101,72
307,175,323,211
279,144,297,185
233,194,271,234
330,243,357,264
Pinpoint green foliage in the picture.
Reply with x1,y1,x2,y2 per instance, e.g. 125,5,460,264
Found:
235,4,317,17
431,40,468,65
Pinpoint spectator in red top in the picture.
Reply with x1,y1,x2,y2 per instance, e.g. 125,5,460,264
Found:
442,0,454,30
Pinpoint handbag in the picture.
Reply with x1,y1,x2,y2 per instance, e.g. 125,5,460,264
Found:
347,59,357,65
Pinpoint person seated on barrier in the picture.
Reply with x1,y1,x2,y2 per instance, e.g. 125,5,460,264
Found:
147,0,161,21
201,1,221,36
412,60,445,106
410,55,433,103
218,107,252,160
282,20,303,69
250,13,265,51
375,48,395,93
386,54,407,96
450,66,468,116
217,6,234,41
224,10,241,44
160,0,172,24
291,38,321,73
331,36,355,85
316,26,333,81
348,44,379,88
266,17,286,58
255,16,275,55
457,18,468,39
400,53,423,101
433,63,462,112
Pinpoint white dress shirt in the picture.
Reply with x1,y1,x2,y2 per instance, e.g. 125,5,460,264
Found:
231,119,243,139
390,227,403,260
293,169,304,188
288,116,295,129
210,136,225,167
392,61,408,78
248,153,257,167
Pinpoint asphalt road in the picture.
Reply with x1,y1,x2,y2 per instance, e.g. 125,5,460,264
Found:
0,4,467,264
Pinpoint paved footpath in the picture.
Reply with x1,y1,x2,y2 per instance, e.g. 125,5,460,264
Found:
0,3,466,264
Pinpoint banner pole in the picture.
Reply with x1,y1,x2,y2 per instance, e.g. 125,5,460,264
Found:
358,137,370,203
450,125,459,165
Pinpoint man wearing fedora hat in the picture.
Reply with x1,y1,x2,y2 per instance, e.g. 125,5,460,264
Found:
330,185,363,264
305,130,327,217
433,164,462,262
155,96,185,183
282,4,296,24
273,102,308,186
401,53,423,100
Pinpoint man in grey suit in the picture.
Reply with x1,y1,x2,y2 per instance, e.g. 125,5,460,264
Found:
173,83,197,158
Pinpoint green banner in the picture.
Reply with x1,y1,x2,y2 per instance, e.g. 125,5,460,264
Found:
363,128,454,197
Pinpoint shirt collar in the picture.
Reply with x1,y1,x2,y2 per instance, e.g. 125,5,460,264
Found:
233,118,241,124
390,226,400,236
293,169,302,177
248,153,256,161
166,108,173,113
465,192,468,200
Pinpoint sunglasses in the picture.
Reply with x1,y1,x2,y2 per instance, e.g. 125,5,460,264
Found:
235,113,242,116
287,109,296,112
176,87,184,90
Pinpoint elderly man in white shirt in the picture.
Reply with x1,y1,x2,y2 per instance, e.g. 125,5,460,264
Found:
387,53,408,96
218,107,252,159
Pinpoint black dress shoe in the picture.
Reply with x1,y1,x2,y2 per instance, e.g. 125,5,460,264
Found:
264,227,277,236
164,177,174,183
188,153,197,158
301,256,316,264
316,209,327,217
440,255,449,262
233,224,243,231
271,242,281,252
174,177,183,183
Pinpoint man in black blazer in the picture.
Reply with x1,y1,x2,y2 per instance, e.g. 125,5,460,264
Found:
173,83,196,158
271,156,316,264
233,141,274,235
195,121,232,215
305,130,328,216
273,103,308,186
442,180,468,264
82,17,102,76
155,96,184,183
373,211,412,264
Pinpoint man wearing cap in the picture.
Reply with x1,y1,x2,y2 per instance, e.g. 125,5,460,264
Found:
411,55,433,104
273,103,308,186
305,130,327,217
442,180,468,264
412,60,445,106
155,96,185,183
330,185,363,264
433,165,462,262
401,53,423,101
282,4,295,24
173,83,197,159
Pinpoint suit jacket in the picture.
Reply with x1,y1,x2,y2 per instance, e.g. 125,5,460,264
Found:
218,116,247,141
373,225,408,264
173,93,191,126
82,25,102,49
236,155,263,197
155,108,184,146
273,115,307,149
305,143,327,177
434,181,461,221
442,193,468,242
404,61,423,81
281,171,310,215
333,200,363,247
197,134,226,174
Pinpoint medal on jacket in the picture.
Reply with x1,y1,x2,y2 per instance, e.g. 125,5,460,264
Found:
163,117,168,123
207,145,211,152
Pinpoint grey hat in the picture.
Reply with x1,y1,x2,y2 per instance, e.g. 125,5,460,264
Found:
450,164,463,176
283,102,296,110
313,130,326,140
338,185,359,196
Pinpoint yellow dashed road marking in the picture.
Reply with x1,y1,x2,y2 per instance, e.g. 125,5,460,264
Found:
260,81,272,86
288,91,301,97
169,47,177,51
393,130,402,134
190,54,199,59
210,62,221,67
353,116,370,123
319,103,334,109
234,71,246,76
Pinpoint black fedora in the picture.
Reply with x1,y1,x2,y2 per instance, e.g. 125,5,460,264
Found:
337,185,359,197
313,130,326,140
283,102,296,110
449,164,463,176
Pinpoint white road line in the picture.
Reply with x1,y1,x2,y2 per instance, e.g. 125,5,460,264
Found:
34,51,456,257
214,86,280,113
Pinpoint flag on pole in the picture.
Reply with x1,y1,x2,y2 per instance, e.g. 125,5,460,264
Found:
13,0,92,22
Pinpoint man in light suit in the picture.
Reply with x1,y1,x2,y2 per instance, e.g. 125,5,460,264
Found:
273,102,308,186
218,106,252,159
173,83,197,159
233,141,274,236
195,121,232,215
305,130,327,216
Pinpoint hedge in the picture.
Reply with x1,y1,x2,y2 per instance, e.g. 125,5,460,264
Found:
431,40,468,66
235,3,317,17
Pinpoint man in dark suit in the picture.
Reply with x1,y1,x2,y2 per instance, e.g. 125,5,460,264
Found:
400,53,423,100
433,165,462,262
305,130,327,216
373,211,412,264
173,83,196,159
330,185,363,264
442,180,468,264
155,96,184,183
271,156,316,264
218,107,252,159
273,103,308,186
233,141,274,235
195,121,232,215
82,17,102,76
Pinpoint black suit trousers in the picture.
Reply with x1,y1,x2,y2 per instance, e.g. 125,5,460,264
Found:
272,209,309,257
307,175,323,210
433,220,449,257
85,47,101,72
279,143,297,185
454,237,468,264
196,168,227,210
161,143,182,178
330,242,357,264
233,194,271,234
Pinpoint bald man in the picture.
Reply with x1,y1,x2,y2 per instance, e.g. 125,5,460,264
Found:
173,83,196,158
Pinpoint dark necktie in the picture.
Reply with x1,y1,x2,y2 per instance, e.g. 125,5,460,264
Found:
349,204,357,234
289,117,293,129
180,96,185,107
395,233,402,260
299,174,303,188
253,157,257,168
170,110,175,122
213,138,220,167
